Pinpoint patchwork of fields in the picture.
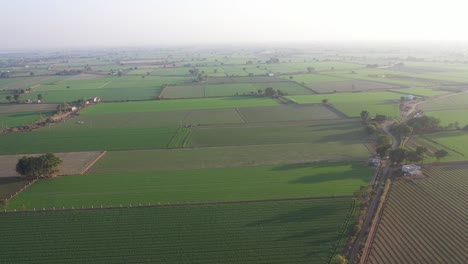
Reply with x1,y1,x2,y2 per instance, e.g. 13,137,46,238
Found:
1,50,466,264
367,163,468,264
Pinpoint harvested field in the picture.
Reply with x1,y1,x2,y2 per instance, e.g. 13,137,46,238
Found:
366,163,468,264
0,198,357,264
6,162,372,209
0,151,104,177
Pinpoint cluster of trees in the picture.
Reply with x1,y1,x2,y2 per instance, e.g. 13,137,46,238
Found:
256,87,285,98
16,153,62,178
306,67,315,73
406,116,441,132
189,68,208,82
56,69,83,75
266,57,280,64
391,123,413,137
388,147,448,164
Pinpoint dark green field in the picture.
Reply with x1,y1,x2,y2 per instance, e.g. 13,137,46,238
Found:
6,162,372,210
0,198,357,264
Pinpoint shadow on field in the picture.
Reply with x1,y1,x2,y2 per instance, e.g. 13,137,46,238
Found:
245,203,337,226
272,163,366,184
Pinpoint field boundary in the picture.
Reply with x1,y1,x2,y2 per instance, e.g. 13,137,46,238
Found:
81,151,107,174
324,104,349,118
2,178,38,203
329,199,358,263
234,108,248,123
419,135,465,156
2,195,354,214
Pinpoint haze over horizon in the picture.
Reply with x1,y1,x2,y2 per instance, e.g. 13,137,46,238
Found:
2,0,467,50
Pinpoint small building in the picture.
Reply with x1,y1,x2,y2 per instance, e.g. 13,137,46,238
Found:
368,158,381,167
267,73,275,77
68,106,78,112
86,97,101,104
402,164,422,176
25,99,32,103
32,100,41,104
404,95,416,101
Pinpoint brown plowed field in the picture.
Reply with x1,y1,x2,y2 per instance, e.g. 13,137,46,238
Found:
366,163,468,264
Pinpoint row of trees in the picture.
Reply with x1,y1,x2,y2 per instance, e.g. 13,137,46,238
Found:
388,147,448,164
4,93,43,103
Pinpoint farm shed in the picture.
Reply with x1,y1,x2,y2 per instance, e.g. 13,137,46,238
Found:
404,95,416,101
402,164,422,176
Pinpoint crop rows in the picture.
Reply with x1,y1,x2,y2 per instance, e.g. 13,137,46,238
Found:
367,164,468,264
167,127,192,148
0,198,357,264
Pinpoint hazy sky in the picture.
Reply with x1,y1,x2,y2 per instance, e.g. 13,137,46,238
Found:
2,0,467,49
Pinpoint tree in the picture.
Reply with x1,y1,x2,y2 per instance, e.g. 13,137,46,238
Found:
37,94,43,101
322,98,328,104
377,135,392,147
117,70,123,77
16,153,62,178
306,67,315,73
360,110,369,121
395,123,413,137
434,149,448,161
29,71,35,76
335,255,348,264
389,148,408,165
13,94,20,103
376,145,390,158
374,114,387,122
354,185,373,204
406,150,423,163
5,95,12,102
264,87,276,97
365,124,377,135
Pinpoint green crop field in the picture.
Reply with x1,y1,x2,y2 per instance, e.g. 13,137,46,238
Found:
416,71,468,83
80,97,279,114
0,111,53,128
0,198,357,264
188,119,365,148
425,109,468,126
389,87,449,97
328,68,429,87
0,126,178,155
6,162,372,209
238,104,341,123
184,108,245,125
418,93,468,111
287,92,402,117
0,103,57,114
367,164,467,264
305,79,399,93
413,131,468,161
163,82,311,99
88,142,371,173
